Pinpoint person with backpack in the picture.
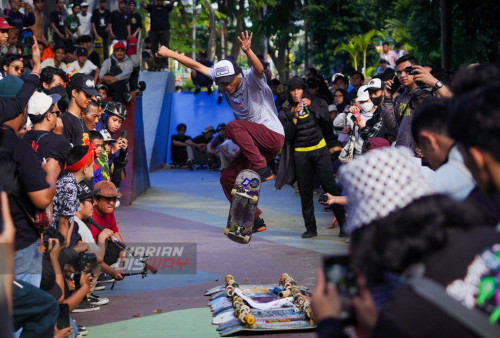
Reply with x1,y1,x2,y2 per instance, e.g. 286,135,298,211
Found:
99,42,133,103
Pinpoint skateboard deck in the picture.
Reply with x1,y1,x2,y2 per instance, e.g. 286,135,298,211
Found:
206,275,315,336
224,169,261,244
94,37,105,64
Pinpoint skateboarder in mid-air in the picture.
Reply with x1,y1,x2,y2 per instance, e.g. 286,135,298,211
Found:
157,31,285,232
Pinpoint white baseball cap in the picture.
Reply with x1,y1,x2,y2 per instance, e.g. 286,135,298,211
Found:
213,59,241,84
28,91,61,116
365,78,384,91
356,85,370,102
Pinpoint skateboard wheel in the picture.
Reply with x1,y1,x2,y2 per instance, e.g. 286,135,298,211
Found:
231,188,237,196
245,314,256,326
224,228,230,236
284,282,291,288
243,235,250,243
240,305,250,313
279,289,292,298
249,195,258,204
295,295,306,306
280,273,290,284
225,275,234,284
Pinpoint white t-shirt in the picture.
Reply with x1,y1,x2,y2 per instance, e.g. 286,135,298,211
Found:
41,58,67,71
66,59,98,75
77,13,92,36
74,216,99,253
208,67,284,136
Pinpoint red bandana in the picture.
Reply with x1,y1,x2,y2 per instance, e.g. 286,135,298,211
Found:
66,143,96,172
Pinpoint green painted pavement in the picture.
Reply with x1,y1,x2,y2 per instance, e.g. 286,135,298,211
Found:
87,307,219,337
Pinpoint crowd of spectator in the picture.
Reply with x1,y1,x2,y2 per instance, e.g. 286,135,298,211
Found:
0,23,135,335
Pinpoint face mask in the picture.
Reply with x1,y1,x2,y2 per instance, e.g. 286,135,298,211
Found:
371,95,383,106
360,102,374,113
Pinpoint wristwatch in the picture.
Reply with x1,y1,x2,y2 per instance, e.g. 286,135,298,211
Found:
433,80,443,91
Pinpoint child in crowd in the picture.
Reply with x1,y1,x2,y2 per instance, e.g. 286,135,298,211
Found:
89,130,109,186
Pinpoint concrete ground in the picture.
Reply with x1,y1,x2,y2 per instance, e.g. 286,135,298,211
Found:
73,168,348,337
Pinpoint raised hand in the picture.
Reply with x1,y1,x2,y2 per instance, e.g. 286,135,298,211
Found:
237,30,253,52
156,45,173,59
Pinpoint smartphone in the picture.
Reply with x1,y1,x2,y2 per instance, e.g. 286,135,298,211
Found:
323,255,358,322
389,75,401,95
120,130,128,139
21,28,33,45
56,303,70,330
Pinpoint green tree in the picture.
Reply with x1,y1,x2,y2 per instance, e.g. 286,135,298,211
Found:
351,29,384,75
334,41,359,71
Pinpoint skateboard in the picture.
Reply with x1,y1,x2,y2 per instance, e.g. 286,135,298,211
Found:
206,274,316,336
94,37,105,64
224,169,260,244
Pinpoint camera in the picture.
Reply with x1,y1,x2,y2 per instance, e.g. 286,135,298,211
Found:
404,66,414,75
76,253,97,272
350,114,357,122
318,194,328,203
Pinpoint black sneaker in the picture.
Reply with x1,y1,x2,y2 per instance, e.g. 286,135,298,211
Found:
97,273,115,284
194,88,201,95
252,217,267,232
301,230,318,238
255,166,274,182
72,300,101,313
88,294,109,306
187,159,194,171
94,283,106,291
338,229,347,238
217,95,223,104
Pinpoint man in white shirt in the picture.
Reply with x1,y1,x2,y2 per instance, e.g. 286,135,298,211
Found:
41,45,67,70
77,2,92,37
66,46,99,83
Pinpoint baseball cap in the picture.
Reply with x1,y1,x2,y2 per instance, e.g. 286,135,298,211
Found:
69,73,99,96
81,2,89,6
77,182,100,201
216,123,226,132
113,42,126,51
287,76,305,91
0,76,23,98
75,46,87,57
356,85,370,102
365,78,383,92
128,0,136,5
28,91,61,116
213,58,241,84
100,129,116,142
94,180,122,198
0,18,14,30
203,125,215,133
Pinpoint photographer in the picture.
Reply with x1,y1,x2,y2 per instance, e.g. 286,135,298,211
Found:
381,54,438,152
277,76,346,238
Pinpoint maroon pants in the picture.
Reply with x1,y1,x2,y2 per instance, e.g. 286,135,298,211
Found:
220,120,284,218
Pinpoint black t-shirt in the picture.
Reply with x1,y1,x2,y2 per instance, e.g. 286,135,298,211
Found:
61,112,89,147
91,9,111,37
192,134,213,145
50,10,66,35
88,50,101,68
22,130,72,172
128,12,143,35
146,4,173,31
41,257,63,301
170,134,191,164
111,10,128,40
0,127,49,251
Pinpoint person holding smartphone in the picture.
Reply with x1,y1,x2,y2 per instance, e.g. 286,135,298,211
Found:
277,76,346,238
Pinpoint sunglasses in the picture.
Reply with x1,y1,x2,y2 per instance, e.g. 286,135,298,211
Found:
11,65,25,74
50,110,62,117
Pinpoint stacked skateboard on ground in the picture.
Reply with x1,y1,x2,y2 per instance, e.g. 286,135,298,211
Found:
205,274,315,336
